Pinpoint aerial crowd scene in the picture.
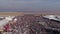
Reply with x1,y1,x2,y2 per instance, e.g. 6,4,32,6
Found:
0,14,60,34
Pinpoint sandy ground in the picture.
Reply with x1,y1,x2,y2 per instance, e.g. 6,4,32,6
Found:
0,12,59,16
0,12,24,16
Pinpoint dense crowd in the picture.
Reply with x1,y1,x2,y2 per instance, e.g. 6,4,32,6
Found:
3,14,60,34
3,15,47,34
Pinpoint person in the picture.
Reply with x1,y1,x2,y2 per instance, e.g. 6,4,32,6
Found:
4,24,10,32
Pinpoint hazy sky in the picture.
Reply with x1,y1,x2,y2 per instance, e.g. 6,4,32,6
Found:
0,0,60,12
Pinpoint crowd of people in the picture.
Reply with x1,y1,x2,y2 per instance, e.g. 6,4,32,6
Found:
3,14,60,34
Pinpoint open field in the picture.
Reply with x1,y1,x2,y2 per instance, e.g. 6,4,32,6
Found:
0,12,60,16
0,12,24,16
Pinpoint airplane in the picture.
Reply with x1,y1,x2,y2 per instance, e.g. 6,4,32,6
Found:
0,16,16,30
43,15,60,22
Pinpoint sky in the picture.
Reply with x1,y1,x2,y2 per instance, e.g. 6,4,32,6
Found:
0,0,60,12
